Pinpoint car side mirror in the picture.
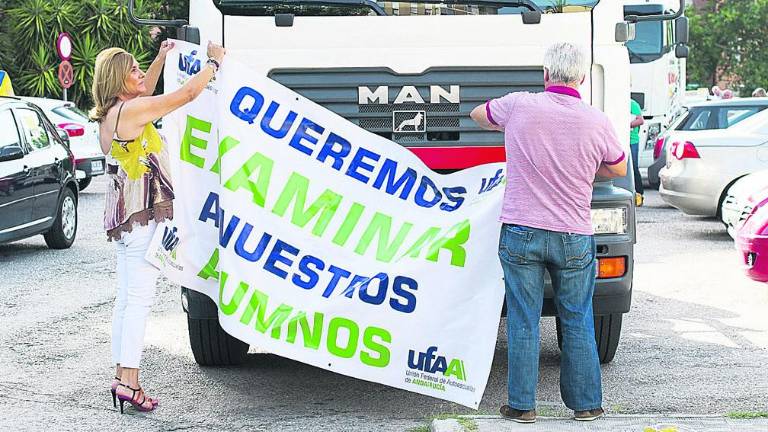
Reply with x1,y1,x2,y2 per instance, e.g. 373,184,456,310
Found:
675,44,689,59
675,16,689,44
0,145,24,162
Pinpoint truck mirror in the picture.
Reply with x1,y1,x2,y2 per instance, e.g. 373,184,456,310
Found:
177,26,200,44
615,22,636,43
675,16,689,44
522,10,541,25
675,44,689,59
275,14,295,27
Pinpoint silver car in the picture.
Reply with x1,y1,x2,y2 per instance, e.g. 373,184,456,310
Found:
660,108,768,216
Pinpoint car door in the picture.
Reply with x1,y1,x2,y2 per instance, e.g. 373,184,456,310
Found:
14,107,63,222
0,107,34,240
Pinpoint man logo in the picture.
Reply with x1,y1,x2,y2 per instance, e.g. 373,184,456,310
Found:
162,226,180,260
178,50,201,75
393,111,426,133
358,85,460,105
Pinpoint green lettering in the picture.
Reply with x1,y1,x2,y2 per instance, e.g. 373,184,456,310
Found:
445,358,465,380
218,271,249,316
426,220,470,267
360,326,391,368
326,317,359,359
197,248,220,281
210,136,241,175
223,152,274,207
286,311,324,350
272,172,342,236
239,288,293,339
400,226,441,259
180,115,211,168
354,213,413,263
331,203,366,247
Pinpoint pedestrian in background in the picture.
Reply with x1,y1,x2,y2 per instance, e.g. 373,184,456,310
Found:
753,88,767,97
90,40,226,413
630,97,645,206
470,42,627,424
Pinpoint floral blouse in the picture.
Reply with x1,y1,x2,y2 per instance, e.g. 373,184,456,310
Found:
104,121,174,241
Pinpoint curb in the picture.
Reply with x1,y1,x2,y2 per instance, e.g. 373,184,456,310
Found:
429,414,768,432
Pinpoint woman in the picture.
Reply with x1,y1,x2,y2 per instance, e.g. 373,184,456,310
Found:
90,40,225,413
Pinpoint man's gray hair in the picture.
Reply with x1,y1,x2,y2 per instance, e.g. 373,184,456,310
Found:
543,43,588,85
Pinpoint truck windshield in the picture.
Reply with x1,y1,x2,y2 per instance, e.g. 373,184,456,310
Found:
626,20,662,59
213,1,599,16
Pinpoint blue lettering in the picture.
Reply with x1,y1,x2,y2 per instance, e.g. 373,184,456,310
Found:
414,176,442,208
358,272,389,305
322,265,352,298
234,223,272,262
292,254,325,290
289,118,325,156
198,192,220,228
230,86,266,125
264,239,299,280
440,186,467,212
372,159,417,200
219,212,240,248
317,133,352,171
390,276,418,313
346,147,381,183
260,101,298,138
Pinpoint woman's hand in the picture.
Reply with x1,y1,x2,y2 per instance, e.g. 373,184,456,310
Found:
157,40,175,60
206,41,226,65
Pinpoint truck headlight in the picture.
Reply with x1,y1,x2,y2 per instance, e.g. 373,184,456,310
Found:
591,208,627,235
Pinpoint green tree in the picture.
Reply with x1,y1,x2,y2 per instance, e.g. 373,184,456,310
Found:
0,0,189,109
687,0,768,95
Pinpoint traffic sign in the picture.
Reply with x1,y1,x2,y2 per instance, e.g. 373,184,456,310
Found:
56,33,73,61
58,61,73,89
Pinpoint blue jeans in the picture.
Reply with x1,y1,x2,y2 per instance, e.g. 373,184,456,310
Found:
498,224,602,411
630,142,644,195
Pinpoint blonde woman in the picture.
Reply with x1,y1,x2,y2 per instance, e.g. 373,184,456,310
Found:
90,40,225,413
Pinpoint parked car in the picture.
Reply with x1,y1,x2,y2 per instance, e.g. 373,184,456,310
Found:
659,107,768,217
0,96,79,248
19,97,105,191
735,198,768,282
648,98,768,189
721,170,768,238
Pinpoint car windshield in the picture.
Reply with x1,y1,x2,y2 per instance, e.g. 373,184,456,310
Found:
679,105,768,131
52,105,90,123
213,0,600,16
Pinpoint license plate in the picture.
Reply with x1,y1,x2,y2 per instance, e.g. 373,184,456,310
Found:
91,160,104,173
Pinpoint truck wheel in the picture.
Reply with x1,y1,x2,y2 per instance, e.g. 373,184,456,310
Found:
43,187,77,249
77,177,92,191
555,314,622,364
185,290,249,366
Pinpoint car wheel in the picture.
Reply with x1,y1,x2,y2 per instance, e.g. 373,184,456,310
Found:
556,314,622,364
43,187,77,249
78,177,92,191
185,289,249,366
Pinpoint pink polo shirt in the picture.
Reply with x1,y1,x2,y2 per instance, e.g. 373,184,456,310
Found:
486,86,625,235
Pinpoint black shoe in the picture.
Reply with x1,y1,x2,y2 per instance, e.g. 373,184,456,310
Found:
500,405,536,423
574,407,605,421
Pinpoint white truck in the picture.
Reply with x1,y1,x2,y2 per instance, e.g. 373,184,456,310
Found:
624,0,689,186
130,0,685,365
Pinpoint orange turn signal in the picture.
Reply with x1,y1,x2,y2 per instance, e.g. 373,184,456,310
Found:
597,257,626,279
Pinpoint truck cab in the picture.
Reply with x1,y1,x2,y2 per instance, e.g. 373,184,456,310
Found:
129,0,684,365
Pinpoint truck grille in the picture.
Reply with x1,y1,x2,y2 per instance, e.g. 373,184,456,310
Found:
268,68,543,148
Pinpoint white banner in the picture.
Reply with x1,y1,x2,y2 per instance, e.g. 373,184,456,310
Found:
148,40,506,408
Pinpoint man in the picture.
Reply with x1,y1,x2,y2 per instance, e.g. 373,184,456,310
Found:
630,97,645,206
470,42,627,424
752,88,766,97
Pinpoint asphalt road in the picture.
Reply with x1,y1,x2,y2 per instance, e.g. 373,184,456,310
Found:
0,179,766,431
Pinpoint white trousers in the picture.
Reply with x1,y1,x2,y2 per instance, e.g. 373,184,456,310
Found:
112,221,159,368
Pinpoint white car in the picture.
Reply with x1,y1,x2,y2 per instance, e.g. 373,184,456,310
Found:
720,169,768,238
659,108,768,217
19,97,105,191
